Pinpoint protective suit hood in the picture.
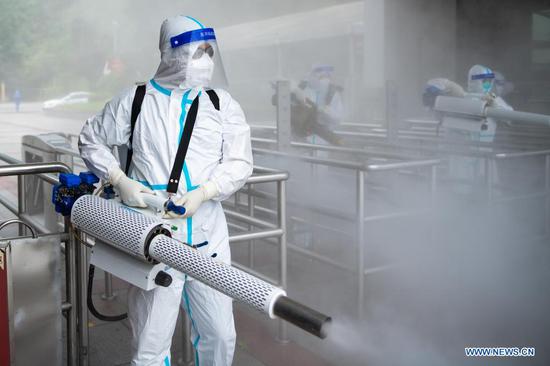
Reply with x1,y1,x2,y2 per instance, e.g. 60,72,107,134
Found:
153,15,227,89
467,64,495,94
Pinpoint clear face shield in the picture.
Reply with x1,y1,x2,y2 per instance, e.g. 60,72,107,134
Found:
470,72,495,94
160,27,228,89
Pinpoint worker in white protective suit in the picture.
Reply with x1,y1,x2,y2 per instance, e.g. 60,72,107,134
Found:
302,64,344,131
424,65,510,143
423,66,513,192
277,64,344,146
79,15,253,366
466,64,514,141
300,64,344,145
467,65,513,109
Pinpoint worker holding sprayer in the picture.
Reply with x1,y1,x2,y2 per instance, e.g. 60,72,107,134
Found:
422,64,514,192
79,15,253,366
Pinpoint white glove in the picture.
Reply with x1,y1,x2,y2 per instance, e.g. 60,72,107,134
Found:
163,181,218,219
291,83,310,106
318,105,331,116
481,92,497,106
109,167,154,207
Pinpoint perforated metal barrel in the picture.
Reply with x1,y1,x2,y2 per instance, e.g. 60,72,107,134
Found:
149,235,286,317
70,195,165,262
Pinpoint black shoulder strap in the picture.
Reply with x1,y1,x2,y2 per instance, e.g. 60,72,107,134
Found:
167,96,200,193
166,90,219,193
124,84,146,175
206,89,220,111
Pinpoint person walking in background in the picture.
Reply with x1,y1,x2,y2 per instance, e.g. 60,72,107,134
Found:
13,89,21,112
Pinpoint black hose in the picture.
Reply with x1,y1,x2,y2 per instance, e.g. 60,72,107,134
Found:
87,264,127,321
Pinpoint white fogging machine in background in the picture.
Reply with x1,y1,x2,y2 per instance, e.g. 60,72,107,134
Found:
70,195,331,339
434,95,550,129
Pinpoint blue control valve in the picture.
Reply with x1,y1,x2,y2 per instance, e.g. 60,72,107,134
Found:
166,200,186,216
52,172,99,216
141,194,186,216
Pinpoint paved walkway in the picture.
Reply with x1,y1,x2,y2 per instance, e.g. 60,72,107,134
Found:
0,102,86,159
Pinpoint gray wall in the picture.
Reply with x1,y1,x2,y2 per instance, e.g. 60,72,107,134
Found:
384,0,457,121
457,0,550,113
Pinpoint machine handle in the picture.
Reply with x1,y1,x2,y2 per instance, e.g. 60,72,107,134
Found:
141,194,186,216
166,200,186,215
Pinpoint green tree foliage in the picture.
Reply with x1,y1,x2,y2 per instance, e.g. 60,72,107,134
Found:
0,0,114,99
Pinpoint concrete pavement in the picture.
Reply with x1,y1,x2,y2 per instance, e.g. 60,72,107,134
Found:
0,102,88,160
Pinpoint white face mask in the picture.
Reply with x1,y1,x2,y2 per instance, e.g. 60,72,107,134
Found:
185,55,214,87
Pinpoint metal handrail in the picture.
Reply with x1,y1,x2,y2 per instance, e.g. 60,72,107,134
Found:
253,148,365,170
222,166,289,341
253,147,441,172
251,121,550,158
248,170,289,184
0,160,79,365
367,159,441,171
229,228,284,243
0,219,37,238
290,141,430,161
0,153,64,185
494,149,550,159
0,162,70,184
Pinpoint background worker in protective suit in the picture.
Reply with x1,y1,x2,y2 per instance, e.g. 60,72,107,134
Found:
79,15,253,366
424,64,512,139
424,65,513,111
272,64,344,145
422,65,514,192
467,65,513,109
465,64,514,142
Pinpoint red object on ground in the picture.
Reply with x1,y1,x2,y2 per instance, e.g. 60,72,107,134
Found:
0,249,11,364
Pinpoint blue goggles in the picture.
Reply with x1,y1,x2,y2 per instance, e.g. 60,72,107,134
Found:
471,72,495,81
170,28,216,49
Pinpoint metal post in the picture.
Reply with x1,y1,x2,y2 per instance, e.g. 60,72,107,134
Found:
486,157,497,241
545,155,550,237
277,180,289,343
430,165,438,209
65,217,79,366
101,272,116,301
430,165,438,244
179,309,194,366
385,80,399,143
75,233,89,365
276,80,291,152
486,157,494,205
247,184,255,269
356,170,365,319
17,176,26,236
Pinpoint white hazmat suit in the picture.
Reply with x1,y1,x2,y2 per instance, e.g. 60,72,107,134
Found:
302,64,343,132
79,15,253,366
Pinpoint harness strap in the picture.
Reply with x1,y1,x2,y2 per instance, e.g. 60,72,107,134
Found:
124,84,146,175
167,96,199,193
